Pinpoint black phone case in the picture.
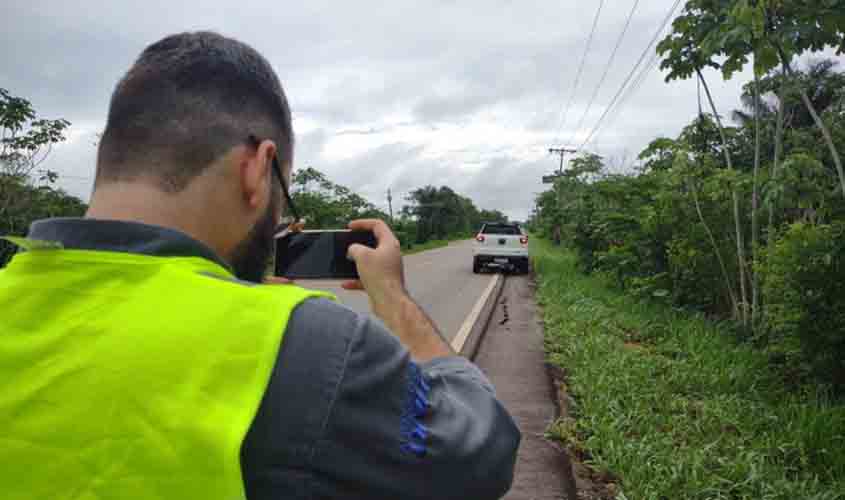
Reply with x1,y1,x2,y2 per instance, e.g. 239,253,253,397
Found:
275,231,377,279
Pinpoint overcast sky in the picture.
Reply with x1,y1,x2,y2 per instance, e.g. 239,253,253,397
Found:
2,0,761,220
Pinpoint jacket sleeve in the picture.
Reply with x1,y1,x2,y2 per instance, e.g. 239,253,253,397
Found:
309,302,521,500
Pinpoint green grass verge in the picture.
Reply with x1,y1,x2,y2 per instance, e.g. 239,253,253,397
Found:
532,238,845,500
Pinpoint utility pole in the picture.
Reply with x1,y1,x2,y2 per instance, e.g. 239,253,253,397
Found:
386,188,394,224
548,147,578,174
546,148,576,246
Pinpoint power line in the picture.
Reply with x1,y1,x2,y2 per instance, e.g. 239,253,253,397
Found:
590,51,662,159
600,46,663,148
585,46,662,150
619,50,662,119
578,0,680,150
551,0,605,147
576,0,683,151
565,0,641,149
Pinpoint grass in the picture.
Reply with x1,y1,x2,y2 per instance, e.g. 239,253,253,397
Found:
532,238,845,500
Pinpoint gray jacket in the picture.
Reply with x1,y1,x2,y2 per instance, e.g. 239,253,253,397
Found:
25,218,520,500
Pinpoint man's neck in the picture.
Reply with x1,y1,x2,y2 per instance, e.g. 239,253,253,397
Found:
86,182,233,262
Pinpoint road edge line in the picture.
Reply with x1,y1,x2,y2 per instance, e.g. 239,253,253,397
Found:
451,273,504,357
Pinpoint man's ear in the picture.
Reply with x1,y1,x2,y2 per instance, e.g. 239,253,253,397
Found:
240,139,277,209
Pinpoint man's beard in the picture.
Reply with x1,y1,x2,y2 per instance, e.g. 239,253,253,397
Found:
230,201,278,283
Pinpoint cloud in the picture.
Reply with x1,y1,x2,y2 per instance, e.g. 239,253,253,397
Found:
2,0,764,220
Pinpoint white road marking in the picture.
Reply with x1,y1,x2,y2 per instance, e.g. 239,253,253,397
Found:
450,273,501,354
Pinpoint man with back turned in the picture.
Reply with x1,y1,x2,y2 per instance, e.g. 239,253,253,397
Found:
0,31,520,499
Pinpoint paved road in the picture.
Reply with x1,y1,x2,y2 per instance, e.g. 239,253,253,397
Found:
299,240,497,342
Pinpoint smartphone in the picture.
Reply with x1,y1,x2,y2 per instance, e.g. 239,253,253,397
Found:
275,230,377,279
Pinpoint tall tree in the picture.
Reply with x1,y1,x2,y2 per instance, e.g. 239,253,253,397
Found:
290,166,387,229
405,185,502,242
1,88,70,180
763,0,845,197
658,3,751,324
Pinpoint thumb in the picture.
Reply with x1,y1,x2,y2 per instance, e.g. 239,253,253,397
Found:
347,243,370,262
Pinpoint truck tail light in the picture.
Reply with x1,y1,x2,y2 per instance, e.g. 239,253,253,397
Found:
520,236,529,245
476,234,485,243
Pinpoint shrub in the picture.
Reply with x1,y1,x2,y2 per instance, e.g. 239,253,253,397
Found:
761,222,845,388
0,175,87,267
667,232,737,314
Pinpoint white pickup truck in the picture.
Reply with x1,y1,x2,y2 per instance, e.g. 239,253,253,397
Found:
472,222,529,274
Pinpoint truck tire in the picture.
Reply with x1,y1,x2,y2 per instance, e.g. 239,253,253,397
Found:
520,259,530,274
473,257,482,274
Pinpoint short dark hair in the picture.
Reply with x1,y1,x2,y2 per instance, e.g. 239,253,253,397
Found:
96,31,293,192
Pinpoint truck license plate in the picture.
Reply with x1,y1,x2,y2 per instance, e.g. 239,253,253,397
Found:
494,258,508,264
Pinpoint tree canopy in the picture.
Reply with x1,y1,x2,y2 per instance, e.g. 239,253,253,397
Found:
1,88,86,266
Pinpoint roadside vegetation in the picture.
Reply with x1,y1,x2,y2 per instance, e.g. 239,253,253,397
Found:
531,1,845,391
528,3,845,495
533,238,845,499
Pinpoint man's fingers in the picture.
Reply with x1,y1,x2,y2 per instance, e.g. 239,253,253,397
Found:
264,276,295,285
348,219,381,232
348,219,398,248
347,243,370,262
341,280,365,290
349,219,391,242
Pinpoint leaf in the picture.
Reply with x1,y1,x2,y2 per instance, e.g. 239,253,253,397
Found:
756,45,779,74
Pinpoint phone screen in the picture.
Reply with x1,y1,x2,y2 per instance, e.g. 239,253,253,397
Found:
275,230,377,279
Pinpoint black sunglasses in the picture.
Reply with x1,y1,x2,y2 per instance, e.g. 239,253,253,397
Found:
247,135,301,235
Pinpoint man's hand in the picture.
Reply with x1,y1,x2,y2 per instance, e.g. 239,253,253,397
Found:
342,219,406,317
344,219,453,362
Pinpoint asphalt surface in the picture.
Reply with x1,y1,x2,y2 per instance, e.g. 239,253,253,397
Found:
299,239,496,342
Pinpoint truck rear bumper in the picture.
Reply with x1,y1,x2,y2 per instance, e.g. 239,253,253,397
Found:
474,248,528,258
474,254,529,266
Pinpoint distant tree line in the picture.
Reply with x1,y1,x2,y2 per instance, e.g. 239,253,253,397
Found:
290,166,388,228
400,186,507,245
290,170,507,249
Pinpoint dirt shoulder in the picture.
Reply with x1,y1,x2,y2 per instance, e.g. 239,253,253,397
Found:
472,275,578,500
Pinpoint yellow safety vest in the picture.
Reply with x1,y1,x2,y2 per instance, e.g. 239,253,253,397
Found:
0,244,331,499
